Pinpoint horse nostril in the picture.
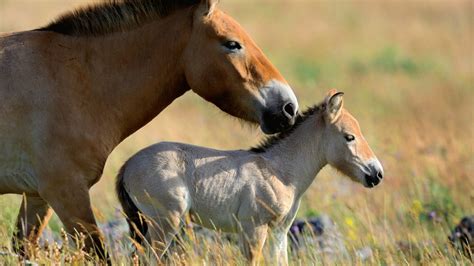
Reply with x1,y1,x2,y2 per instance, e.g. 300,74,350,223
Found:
283,102,296,118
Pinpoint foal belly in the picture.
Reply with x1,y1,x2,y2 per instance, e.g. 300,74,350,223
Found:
190,194,241,233
190,197,241,232
188,154,251,232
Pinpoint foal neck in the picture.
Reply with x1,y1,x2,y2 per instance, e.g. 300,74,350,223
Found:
263,114,327,196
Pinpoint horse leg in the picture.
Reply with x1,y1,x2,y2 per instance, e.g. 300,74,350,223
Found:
12,195,53,257
239,223,268,265
40,184,109,263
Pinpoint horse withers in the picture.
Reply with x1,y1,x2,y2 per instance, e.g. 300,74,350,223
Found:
117,90,384,264
0,0,298,261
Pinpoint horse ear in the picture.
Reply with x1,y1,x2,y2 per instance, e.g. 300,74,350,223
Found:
200,0,219,17
323,90,344,123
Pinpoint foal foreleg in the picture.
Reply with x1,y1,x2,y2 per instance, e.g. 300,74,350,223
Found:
239,224,268,265
269,230,289,266
12,195,52,256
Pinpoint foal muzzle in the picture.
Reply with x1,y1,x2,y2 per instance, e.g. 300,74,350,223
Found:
364,160,384,188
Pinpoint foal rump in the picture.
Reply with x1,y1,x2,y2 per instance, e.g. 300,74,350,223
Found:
116,165,148,246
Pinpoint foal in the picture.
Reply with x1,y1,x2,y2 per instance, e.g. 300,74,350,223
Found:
116,90,383,264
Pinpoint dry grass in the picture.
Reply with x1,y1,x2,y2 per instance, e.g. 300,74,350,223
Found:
1,0,473,264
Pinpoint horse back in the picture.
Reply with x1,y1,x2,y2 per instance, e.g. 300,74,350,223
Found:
0,31,109,194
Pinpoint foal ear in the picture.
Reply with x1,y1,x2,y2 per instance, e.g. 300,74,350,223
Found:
199,0,219,17
323,90,344,123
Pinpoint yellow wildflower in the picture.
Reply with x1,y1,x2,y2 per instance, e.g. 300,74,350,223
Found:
344,217,358,241
348,229,357,241
410,199,423,217
345,217,355,228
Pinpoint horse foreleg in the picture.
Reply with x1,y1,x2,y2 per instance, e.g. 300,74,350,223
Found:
41,184,109,263
239,224,268,265
12,195,52,257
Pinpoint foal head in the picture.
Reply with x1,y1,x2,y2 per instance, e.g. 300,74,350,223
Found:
183,0,298,134
321,90,384,188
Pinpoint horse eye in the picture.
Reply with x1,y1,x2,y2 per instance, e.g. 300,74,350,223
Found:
344,134,355,142
222,41,242,51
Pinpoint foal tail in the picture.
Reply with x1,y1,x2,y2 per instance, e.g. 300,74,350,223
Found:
116,165,148,246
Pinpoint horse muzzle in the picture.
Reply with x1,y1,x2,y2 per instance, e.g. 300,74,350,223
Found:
260,106,297,134
257,80,299,134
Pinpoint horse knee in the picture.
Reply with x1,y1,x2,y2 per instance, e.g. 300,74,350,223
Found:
41,187,110,262
12,195,52,256
63,211,110,263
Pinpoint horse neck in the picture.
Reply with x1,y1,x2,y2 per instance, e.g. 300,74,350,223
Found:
264,115,327,196
74,8,194,144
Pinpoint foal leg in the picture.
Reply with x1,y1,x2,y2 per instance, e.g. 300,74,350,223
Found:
40,185,109,262
147,213,183,260
269,230,289,266
239,224,268,265
12,195,53,256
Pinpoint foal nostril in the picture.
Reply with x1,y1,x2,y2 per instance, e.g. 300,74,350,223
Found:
377,171,383,180
283,102,296,118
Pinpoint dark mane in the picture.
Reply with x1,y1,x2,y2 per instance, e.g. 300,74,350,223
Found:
37,0,200,36
250,103,324,153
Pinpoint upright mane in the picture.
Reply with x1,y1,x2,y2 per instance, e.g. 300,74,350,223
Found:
37,0,200,36
250,103,324,153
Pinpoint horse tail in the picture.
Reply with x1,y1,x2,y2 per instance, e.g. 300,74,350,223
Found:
116,164,148,246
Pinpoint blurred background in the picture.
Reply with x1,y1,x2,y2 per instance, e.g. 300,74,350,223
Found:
1,0,473,264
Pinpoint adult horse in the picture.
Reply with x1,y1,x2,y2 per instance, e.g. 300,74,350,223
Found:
0,0,298,260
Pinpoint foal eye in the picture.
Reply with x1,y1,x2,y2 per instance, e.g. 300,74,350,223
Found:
222,41,242,51
344,134,355,142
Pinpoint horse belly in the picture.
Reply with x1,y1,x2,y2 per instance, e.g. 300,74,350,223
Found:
0,141,37,194
0,92,39,194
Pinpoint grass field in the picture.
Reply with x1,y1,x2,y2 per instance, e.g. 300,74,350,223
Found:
1,0,473,264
